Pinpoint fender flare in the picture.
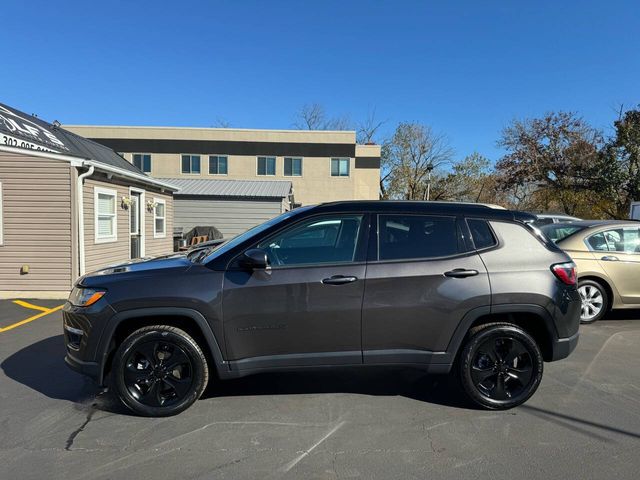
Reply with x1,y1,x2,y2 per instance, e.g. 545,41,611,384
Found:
445,304,559,359
95,307,228,384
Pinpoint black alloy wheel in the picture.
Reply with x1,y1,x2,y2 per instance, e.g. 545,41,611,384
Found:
459,323,543,410
113,326,209,416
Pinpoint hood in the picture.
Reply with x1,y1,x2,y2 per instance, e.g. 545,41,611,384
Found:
78,254,193,286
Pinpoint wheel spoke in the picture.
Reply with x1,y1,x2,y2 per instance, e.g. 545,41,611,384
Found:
136,342,160,366
164,348,191,372
123,364,150,384
163,377,192,399
504,341,528,367
471,365,496,385
507,365,533,386
493,374,508,399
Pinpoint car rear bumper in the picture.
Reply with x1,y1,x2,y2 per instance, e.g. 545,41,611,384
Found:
550,330,580,361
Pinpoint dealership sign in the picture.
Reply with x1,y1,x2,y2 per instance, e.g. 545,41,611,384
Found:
0,104,69,154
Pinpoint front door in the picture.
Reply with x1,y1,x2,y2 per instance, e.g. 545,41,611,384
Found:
222,213,369,368
130,191,142,259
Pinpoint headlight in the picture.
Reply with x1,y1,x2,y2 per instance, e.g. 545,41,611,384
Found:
68,287,106,307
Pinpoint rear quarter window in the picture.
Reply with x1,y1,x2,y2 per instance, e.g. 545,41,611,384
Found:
466,218,497,249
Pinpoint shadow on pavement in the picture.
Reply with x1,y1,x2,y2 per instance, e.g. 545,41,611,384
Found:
1,335,97,402
204,367,477,410
521,404,640,440
605,309,640,321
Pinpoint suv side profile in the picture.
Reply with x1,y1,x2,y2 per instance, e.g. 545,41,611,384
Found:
63,201,581,416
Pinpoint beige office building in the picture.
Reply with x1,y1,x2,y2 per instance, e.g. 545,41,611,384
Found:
62,126,381,206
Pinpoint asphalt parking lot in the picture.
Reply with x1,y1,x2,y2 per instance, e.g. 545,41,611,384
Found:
1,300,639,480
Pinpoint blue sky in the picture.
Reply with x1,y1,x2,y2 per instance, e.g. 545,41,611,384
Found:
2,0,639,161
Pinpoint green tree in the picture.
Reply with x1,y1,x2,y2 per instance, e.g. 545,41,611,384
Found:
380,122,453,199
495,112,603,216
591,107,640,218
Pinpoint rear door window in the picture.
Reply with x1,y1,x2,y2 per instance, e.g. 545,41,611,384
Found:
378,215,459,260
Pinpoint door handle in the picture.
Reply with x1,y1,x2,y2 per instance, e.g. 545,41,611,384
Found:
601,255,619,262
444,269,479,278
322,275,358,285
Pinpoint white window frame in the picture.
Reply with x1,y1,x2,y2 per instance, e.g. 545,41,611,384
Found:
94,186,118,244
284,157,303,177
331,157,350,177
208,155,229,175
154,197,167,238
181,154,201,175
132,153,152,173
257,156,276,176
0,182,3,246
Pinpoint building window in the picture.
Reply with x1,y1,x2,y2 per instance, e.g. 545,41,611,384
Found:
257,156,276,176
133,153,152,173
154,198,166,238
94,187,117,243
331,158,350,177
284,157,303,176
209,155,228,175
181,155,201,174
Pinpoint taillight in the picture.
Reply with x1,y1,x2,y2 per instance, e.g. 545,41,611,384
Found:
551,262,577,285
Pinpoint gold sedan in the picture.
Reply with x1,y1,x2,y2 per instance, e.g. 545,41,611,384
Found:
541,220,640,323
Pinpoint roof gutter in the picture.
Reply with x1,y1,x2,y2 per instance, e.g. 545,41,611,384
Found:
83,160,180,192
0,144,179,192
77,165,94,277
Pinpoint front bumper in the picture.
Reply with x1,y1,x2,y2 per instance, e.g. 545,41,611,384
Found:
62,300,116,385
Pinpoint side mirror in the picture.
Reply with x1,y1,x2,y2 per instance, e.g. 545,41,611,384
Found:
241,248,269,269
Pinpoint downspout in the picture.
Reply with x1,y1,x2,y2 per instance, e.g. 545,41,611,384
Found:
77,165,94,277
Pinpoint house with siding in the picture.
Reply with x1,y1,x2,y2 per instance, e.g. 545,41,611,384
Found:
168,177,292,238
0,103,178,298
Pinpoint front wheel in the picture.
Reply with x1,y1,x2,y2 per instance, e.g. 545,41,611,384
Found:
578,279,608,324
112,325,209,417
459,323,543,410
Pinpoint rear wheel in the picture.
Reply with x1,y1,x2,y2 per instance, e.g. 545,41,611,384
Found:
459,323,543,410
112,325,209,417
578,279,608,324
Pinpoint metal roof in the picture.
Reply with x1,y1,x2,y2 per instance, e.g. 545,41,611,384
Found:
0,103,144,176
168,178,292,199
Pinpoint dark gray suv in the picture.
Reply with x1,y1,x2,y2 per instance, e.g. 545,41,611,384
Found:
63,201,581,416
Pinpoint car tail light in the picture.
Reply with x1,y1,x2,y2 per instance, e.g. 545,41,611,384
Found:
551,262,577,285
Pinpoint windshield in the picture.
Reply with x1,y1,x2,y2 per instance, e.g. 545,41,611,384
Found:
540,224,586,244
199,207,313,263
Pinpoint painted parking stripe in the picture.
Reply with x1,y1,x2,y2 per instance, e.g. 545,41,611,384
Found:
12,300,53,312
0,304,64,333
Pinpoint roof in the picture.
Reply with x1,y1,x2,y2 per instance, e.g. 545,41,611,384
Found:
0,103,146,175
168,178,292,199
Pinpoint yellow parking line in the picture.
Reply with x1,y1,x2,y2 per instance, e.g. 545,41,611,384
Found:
0,305,64,333
12,300,53,312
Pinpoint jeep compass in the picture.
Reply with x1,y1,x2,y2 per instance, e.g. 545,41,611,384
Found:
63,201,581,416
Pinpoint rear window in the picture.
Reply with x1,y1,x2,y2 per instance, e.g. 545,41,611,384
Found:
378,214,459,260
467,218,497,249
540,224,586,244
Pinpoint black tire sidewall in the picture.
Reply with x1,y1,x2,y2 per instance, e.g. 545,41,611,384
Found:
459,325,543,410
578,279,609,324
113,328,207,417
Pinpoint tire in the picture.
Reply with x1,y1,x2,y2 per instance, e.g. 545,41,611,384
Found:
112,325,209,417
578,279,609,324
458,323,543,410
